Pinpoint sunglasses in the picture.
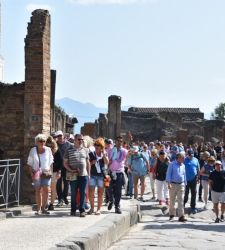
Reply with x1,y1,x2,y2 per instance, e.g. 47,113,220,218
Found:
94,144,101,147
38,140,46,143
77,138,84,141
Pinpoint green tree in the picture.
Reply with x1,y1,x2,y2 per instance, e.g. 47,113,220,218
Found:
211,102,225,120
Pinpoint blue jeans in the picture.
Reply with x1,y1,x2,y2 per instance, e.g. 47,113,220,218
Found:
70,176,88,213
108,172,124,208
128,172,133,196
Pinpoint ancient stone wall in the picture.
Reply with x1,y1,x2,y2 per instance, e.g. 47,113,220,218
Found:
81,122,96,138
203,120,225,142
0,83,25,159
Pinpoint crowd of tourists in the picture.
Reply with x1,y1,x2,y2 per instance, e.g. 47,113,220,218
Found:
27,132,225,223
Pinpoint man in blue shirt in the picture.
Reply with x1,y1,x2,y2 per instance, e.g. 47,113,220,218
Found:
183,149,200,214
166,153,187,222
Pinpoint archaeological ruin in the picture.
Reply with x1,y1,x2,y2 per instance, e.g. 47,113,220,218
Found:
0,9,76,202
81,95,225,145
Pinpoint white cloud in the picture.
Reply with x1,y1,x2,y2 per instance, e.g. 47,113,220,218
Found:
26,4,54,13
66,0,157,5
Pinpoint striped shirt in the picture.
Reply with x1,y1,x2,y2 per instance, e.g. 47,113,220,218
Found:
64,146,89,176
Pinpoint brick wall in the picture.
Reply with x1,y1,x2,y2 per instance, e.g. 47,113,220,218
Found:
0,83,25,159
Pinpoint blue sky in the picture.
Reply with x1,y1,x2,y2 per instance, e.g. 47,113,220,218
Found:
2,0,225,115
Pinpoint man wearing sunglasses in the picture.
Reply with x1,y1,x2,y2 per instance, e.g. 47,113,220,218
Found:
64,134,90,217
108,136,128,214
209,160,225,223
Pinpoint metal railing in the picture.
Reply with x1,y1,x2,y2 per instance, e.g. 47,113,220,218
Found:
0,159,20,208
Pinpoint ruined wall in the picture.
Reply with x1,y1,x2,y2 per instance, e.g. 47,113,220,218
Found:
81,122,96,138
204,120,225,142
0,83,25,159
121,111,173,141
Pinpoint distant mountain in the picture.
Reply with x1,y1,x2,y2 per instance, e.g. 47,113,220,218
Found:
56,97,131,133
56,97,107,133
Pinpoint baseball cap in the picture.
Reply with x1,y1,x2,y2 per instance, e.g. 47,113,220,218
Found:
187,149,194,156
55,130,63,137
215,160,222,165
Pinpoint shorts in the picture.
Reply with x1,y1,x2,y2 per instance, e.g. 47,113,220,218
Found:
33,177,51,188
211,190,225,203
132,174,145,185
89,176,104,188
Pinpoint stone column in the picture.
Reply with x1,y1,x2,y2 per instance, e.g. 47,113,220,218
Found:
23,9,51,202
108,95,121,139
24,9,51,151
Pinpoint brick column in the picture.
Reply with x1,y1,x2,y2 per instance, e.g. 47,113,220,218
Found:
23,9,51,202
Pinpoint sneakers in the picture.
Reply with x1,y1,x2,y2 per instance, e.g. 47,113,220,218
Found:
56,199,64,207
169,215,174,221
115,207,122,214
215,217,220,223
48,203,54,211
198,198,203,202
178,216,187,222
108,202,113,211
80,212,86,217
64,198,69,205
95,210,101,215
203,204,208,210
70,211,76,216
220,214,224,222
191,208,198,214
87,208,94,215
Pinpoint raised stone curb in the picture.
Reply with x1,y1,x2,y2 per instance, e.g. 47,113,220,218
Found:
50,202,140,250
0,205,33,219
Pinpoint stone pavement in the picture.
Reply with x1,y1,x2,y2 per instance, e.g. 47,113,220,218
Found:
0,180,224,250
0,193,140,250
108,189,225,250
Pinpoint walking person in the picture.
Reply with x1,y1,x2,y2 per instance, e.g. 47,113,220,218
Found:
27,134,54,215
166,153,187,222
154,150,170,205
199,156,215,209
183,149,200,214
209,160,225,223
64,134,90,217
45,136,62,211
149,149,158,200
198,151,210,202
108,136,128,214
55,130,73,206
88,138,109,215
127,146,150,201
